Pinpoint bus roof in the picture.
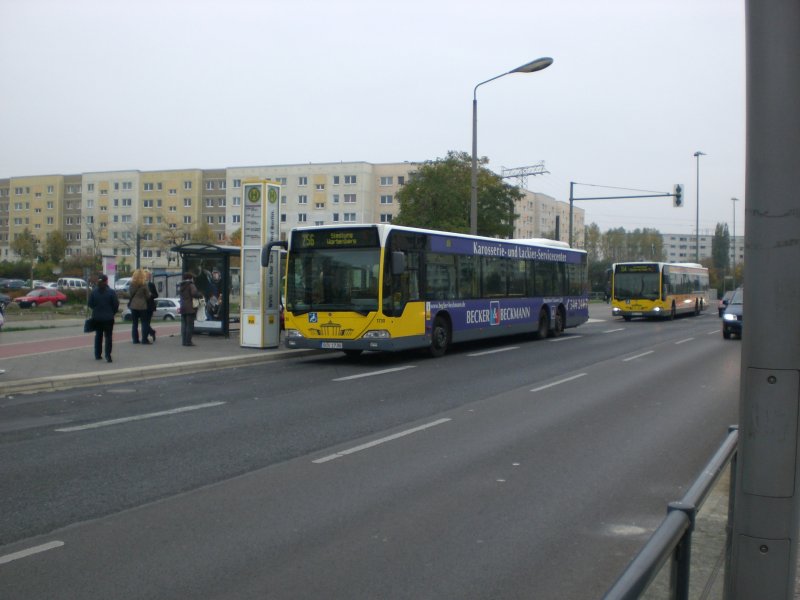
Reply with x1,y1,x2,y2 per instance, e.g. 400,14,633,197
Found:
288,223,584,253
612,261,705,270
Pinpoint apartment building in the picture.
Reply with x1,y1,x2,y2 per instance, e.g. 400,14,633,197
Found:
515,190,585,245
661,232,744,264
1,162,581,269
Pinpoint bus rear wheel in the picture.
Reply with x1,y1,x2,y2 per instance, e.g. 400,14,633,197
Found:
429,316,450,357
536,309,549,339
548,308,564,338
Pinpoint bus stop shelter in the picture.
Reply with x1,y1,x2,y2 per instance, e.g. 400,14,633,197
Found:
171,243,241,337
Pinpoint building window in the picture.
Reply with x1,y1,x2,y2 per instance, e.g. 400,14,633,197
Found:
344,212,356,222
315,202,325,210
332,194,340,204
315,183,325,191
218,198,226,207
333,175,340,185
184,198,192,207
232,196,241,206
398,176,405,185
298,195,308,204
233,179,241,188
380,195,393,204
380,214,393,223
344,194,356,203
345,175,357,185
207,216,215,224
144,183,154,191
232,214,241,224
87,183,95,192
206,198,215,207
298,213,307,222
169,188,177,196
380,176,393,186
183,216,192,224
47,185,54,194
143,199,153,208
123,182,133,190
332,213,339,222
206,181,215,190
298,176,308,186
184,181,192,190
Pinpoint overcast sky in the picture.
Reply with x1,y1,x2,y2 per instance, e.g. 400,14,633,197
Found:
0,0,745,236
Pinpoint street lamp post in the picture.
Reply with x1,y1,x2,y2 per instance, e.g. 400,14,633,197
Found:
471,57,553,235
693,151,706,262
731,196,739,287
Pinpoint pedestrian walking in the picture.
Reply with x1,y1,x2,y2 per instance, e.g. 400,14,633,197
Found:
88,273,119,363
145,270,158,343
128,269,152,345
179,272,204,346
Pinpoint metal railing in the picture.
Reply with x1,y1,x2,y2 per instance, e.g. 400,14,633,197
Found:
604,427,739,600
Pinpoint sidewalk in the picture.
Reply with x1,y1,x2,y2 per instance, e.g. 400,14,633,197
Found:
0,317,306,397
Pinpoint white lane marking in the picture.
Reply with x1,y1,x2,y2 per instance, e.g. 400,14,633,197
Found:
468,346,519,357
675,337,695,345
55,402,226,432
530,373,588,393
313,418,451,463
623,351,654,362
0,541,64,565
587,318,605,323
603,328,625,334
333,366,416,381
707,329,721,335
548,335,582,343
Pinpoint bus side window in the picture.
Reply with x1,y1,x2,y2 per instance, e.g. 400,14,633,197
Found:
457,255,479,299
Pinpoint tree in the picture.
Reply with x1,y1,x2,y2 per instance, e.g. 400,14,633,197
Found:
394,151,521,238
10,228,40,262
229,227,242,246
191,222,216,244
712,222,730,271
42,230,68,264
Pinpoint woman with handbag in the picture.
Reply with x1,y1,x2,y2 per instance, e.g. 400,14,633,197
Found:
145,270,159,343
179,272,204,347
128,269,152,345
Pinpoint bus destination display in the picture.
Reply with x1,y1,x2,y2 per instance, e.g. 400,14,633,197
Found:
293,228,379,250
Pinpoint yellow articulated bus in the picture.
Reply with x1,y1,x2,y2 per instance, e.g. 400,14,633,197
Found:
263,224,589,357
611,261,709,321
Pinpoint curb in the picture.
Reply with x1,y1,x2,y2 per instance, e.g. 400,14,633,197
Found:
1,349,315,397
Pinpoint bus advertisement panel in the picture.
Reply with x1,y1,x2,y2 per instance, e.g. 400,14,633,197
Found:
275,224,589,357
611,261,709,321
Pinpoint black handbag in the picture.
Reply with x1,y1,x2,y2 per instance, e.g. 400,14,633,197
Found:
84,318,95,333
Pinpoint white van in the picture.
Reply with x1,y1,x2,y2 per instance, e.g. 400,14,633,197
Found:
57,277,88,290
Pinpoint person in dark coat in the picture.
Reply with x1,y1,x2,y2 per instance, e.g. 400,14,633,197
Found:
145,270,159,343
88,273,120,362
179,272,204,346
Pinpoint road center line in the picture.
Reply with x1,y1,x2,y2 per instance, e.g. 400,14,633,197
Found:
530,373,588,393
0,541,64,565
548,335,583,343
603,328,625,334
55,402,227,432
313,418,451,463
623,351,655,362
675,337,695,345
468,346,519,357
333,366,416,381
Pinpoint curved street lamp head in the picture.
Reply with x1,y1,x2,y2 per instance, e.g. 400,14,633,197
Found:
694,150,706,157
510,57,554,74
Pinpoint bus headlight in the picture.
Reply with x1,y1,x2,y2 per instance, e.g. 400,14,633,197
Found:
653,307,661,313
612,307,621,315
286,329,304,339
362,330,391,339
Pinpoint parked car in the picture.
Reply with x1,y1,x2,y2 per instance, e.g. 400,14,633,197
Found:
722,288,743,339
57,277,88,290
2,279,27,290
114,277,132,292
0,292,11,308
123,297,180,321
14,288,68,308
42,282,59,289
718,290,735,317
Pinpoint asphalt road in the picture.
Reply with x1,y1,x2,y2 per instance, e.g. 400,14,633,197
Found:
0,309,739,599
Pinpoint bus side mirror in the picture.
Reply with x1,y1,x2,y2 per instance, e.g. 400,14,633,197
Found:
261,241,288,267
391,251,406,275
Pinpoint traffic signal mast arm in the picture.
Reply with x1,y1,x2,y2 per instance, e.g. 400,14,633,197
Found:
567,181,683,246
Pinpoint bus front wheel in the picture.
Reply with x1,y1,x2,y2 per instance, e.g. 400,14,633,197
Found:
430,316,451,357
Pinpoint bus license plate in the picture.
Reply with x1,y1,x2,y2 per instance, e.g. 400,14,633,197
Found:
321,342,343,349
631,312,642,316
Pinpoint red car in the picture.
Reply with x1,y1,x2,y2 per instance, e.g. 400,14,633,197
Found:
14,288,68,308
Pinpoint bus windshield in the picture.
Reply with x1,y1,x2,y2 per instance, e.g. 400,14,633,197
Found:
614,270,661,301
286,248,381,315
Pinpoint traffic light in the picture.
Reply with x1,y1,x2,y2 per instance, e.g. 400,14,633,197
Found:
673,184,683,207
